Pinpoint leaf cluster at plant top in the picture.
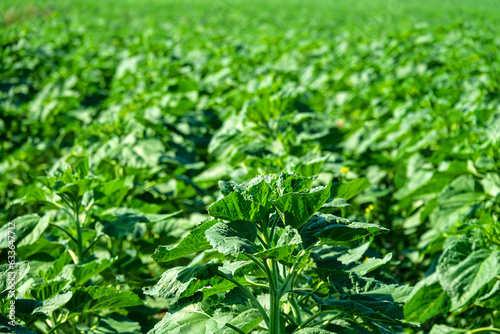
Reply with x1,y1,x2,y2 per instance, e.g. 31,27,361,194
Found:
145,172,411,334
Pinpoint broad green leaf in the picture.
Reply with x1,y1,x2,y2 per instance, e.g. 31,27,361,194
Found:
152,219,217,262
404,274,451,322
66,286,143,315
0,314,36,334
321,198,350,209
438,175,485,210
222,309,263,334
39,251,68,281
331,273,412,304
429,325,465,334
326,319,371,334
25,279,69,300
349,253,392,276
95,313,142,334
330,178,371,201
309,293,403,324
294,156,328,177
272,173,314,196
143,264,222,300
438,244,500,310
148,304,231,334
273,183,331,229
316,222,389,244
300,213,349,248
33,291,73,315
0,261,29,294
0,214,50,249
205,221,258,256
337,241,371,264
294,329,334,334
219,176,273,207
208,191,269,222
73,258,113,285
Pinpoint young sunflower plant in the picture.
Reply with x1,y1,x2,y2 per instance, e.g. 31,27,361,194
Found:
146,172,413,334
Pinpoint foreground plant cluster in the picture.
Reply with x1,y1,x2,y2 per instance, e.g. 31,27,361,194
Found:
1,0,500,333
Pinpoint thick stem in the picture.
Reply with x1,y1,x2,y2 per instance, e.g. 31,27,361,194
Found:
268,259,281,334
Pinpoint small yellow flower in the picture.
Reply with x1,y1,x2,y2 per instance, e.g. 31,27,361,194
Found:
340,167,349,175
365,204,374,213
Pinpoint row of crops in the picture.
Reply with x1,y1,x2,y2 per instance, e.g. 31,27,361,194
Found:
1,0,500,333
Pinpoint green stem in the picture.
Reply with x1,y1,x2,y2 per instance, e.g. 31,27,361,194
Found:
293,310,339,333
83,234,104,256
49,223,77,244
46,314,76,334
245,254,267,273
281,310,297,326
256,233,269,249
268,259,281,334
73,203,84,263
268,214,279,246
224,323,246,334
216,270,270,327
290,293,302,324
467,328,500,334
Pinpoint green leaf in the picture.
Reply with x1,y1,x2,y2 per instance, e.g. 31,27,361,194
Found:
223,309,263,333
0,314,37,334
438,239,500,310
337,241,371,264
309,293,404,324
321,198,350,209
438,175,485,211
300,213,350,248
0,215,50,249
152,219,217,262
33,291,73,315
39,251,69,281
272,183,331,229
315,222,389,245
66,287,143,315
349,253,392,276
294,156,328,177
0,261,29,294
429,325,465,334
294,329,334,334
25,279,69,300
148,304,231,334
330,178,371,201
205,221,258,256
73,258,113,285
331,273,412,304
95,313,143,334
208,191,269,222
272,173,315,195
326,319,371,334
143,264,222,300
404,274,451,323
219,176,273,207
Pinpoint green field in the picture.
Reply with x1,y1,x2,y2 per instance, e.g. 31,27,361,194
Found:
1,1,500,333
